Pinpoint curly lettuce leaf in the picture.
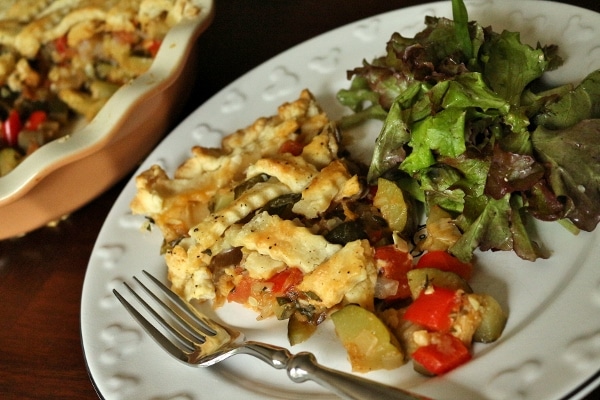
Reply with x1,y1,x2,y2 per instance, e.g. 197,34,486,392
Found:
450,194,513,260
387,72,508,175
336,0,596,262
401,108,467,173
442,72,509,111
336,76,388,129
535,70,600,129
524,180,566,223
509,194,546,261
531,119,600,231
480,30,552,106
485,144,545,200
368,99,412,181
440,151,490,202
450,194,544,262
338,9,484,123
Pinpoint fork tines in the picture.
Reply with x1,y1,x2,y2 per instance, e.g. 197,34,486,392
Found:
112,270,215,361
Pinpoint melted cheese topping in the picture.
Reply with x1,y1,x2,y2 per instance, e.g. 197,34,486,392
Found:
297,239,375,309
131,90,332,242
229,211,342,274
131,90,376,320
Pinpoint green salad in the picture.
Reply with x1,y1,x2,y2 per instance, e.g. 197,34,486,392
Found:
337,0,600,262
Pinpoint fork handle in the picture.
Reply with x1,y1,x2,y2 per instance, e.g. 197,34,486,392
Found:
239,342,430,400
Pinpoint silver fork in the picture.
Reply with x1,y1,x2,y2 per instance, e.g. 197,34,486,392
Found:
113,270,431,400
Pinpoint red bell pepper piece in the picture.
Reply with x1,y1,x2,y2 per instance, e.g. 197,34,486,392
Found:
146,39,162,57
24,110,48,131
403,286,460,331
227,274,254,304
2,110,22,147
228,267,304,304
416,250,473,281
374,245,413,299
412,333,472,375
267,267,303,295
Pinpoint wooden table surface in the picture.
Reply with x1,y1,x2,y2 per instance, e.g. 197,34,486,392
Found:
1,1,599,399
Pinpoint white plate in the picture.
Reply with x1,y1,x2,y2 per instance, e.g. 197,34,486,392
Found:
81,1,600,399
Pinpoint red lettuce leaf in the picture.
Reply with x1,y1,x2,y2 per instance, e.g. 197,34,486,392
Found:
531,119,600,231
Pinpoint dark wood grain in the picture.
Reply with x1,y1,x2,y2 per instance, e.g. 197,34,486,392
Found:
1,1,599,399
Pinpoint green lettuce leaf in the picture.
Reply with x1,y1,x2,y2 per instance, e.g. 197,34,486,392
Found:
450,193,545,262
535,70,600,129
401,108,467,173
442,73,509,111
450,195,514,261
367,100,411,181
481,30,551,106
451,0,473,59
